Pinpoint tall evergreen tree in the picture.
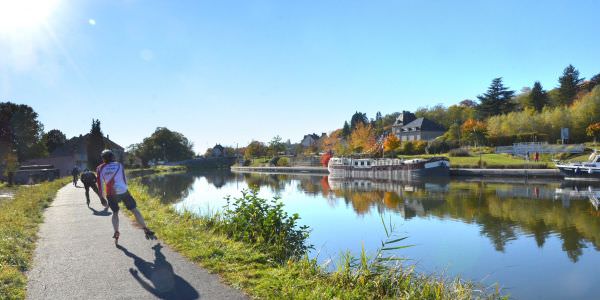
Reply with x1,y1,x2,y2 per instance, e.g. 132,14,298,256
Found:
476,77,515,118
527,81,548,112
342,121,351,137
350,111,368,130
87,119,105,168
557,64,584,106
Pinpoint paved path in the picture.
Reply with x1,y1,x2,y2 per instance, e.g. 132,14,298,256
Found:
27,183,246,300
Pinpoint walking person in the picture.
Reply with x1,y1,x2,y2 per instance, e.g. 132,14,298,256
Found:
71,166,80,186
96,149,156,244
80,169,107,207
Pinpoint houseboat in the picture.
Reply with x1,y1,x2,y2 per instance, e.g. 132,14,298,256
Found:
556,151,600,179
327,157,450,180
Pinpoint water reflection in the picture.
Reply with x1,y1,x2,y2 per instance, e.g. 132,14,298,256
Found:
137,171,600,299
138,171,600,263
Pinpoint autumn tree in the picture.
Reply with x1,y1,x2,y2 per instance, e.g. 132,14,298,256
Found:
461,119,487,147
557,64,584,106
383,133,401,157
586,122,600,144
320,151,333,166
244,141,267,159
349,123,376,153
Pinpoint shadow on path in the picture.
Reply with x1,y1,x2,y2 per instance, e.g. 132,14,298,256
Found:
87,206,112,216
117,243,200,300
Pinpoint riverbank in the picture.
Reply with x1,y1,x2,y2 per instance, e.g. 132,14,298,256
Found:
0,178,69,299
126,178,501,299
231,166,562,178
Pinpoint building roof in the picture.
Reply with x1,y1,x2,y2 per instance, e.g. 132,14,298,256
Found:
401,118,446,132
50,134,124,157
213,144,225,151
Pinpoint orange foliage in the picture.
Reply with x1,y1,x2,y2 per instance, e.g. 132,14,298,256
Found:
383,133,401,153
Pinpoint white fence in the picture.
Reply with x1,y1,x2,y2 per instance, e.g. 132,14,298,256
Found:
495,142,585,156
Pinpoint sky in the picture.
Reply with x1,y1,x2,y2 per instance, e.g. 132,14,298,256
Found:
1,0,600,153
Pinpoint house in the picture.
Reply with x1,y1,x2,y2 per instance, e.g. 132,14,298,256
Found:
392,111,446,142
24,134,124,176
211,144,225,157
300,133,324,148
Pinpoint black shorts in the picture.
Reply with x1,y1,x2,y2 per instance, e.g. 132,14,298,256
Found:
107,191,137,212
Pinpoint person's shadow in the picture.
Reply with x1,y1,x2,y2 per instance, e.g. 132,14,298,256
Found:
87,206,111,216
117,243,200,299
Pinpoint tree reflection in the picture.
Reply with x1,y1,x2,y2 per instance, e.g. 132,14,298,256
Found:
326,177,600,262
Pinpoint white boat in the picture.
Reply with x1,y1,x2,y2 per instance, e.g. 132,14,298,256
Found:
327,157,450,180
556,151,600,178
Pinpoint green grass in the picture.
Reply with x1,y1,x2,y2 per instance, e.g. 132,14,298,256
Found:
127,180,503,299
398,153,550,169
0,178,70,299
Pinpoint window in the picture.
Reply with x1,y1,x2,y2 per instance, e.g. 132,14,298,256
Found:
354,161,358,166
360,161,364,166
366,161,371,166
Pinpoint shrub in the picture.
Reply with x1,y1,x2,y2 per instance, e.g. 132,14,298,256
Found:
269,156,280,166
449,148,471,157
277,157,290,167
221,189,311,262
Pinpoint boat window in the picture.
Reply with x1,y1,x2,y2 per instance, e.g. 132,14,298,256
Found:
360,161,364,166
367,161,371,166
354,161,358,166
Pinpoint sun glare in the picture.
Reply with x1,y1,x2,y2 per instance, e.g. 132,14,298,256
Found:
0,0,60,34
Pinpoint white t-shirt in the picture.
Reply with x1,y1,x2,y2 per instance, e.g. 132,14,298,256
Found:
96,162,128,197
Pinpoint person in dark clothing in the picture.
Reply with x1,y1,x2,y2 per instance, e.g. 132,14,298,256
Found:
71,167,80,186
80,169,107,207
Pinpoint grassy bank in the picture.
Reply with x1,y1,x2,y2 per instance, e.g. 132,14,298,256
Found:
127,180,502,299
0,178,69,299
126,165,188,177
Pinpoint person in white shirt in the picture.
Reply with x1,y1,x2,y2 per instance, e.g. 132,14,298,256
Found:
96,149,156,244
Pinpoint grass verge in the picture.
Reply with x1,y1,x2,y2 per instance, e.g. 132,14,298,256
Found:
0,178,70,299
127,180,503,299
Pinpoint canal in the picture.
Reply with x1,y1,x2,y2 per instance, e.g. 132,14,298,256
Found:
138,170,600,299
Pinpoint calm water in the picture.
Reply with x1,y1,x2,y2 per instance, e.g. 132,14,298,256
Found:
138,171,600,299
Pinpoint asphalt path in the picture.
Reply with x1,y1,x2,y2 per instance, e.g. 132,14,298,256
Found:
27,183,246,300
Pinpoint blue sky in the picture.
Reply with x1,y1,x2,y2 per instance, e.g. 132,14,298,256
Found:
1,0,599,152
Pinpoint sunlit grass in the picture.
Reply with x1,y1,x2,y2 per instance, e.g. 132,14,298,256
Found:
0,178,69,299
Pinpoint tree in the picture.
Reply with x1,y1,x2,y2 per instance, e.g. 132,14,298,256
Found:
87,119,105,168
586,122,600,144
383,133,401,156
134,127,194,165
342,121,351,137
557,64,583,106
0,102,46,162
588,73,600,92
349,123,376,153
244,141,267,160
42,129,67,154
526,81,548,112
267,135,285,157
476,78,515,118
320,151,333,166
461,119,487,147
350,111,368,130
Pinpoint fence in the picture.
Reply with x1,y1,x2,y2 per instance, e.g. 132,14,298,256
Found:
495,142,585,156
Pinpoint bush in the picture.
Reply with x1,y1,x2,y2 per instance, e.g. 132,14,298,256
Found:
277,157,290,167
269,157,280,166
221,189,311,262
449,148,471,157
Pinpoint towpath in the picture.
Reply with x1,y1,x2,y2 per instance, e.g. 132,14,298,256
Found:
27,183,246,300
